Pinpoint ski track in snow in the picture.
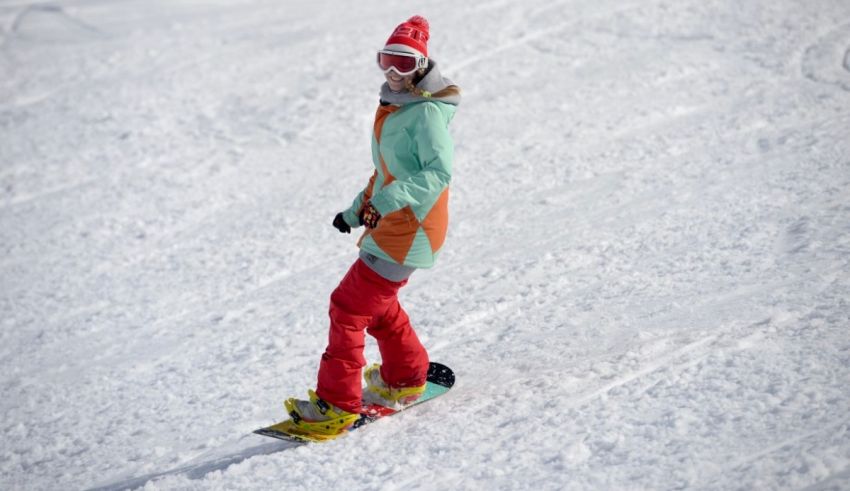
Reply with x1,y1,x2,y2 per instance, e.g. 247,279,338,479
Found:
2,0,850,489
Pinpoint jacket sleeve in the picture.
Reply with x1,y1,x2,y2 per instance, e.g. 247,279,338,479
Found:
369,103,453,216
342,170,378,228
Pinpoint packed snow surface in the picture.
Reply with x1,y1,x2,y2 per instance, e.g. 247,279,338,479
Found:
2,0,850,489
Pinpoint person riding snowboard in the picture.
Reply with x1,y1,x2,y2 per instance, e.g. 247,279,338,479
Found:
285,15,461,435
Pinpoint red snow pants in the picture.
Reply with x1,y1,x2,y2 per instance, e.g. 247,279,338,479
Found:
316,258,429,413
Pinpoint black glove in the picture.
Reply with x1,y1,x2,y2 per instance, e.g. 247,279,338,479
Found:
360,201,381,229
332,212,351,234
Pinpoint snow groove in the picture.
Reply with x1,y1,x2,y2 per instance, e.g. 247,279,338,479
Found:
724,419,850,475
452,0,644,72
87,437,296,491
10,3,104,41
564,334,719,409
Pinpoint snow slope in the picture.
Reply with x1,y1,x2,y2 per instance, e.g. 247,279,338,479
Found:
2,0,850,489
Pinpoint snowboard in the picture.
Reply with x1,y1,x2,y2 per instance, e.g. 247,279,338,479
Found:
254,362,454,443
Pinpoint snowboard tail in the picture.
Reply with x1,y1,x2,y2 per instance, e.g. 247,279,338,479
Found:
254,362,454,443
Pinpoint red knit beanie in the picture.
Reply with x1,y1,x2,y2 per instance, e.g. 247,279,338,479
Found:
384,15,430,57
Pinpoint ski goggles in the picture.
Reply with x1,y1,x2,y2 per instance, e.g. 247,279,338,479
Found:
377,49,428,76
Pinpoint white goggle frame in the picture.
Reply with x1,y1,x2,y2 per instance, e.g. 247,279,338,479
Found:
377,49,428,76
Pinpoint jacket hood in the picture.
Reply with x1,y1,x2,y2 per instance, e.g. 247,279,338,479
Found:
379,60,461,106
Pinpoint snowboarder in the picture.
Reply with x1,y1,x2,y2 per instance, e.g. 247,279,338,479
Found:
285,15,461,435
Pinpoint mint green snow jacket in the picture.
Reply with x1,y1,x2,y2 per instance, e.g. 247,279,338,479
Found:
342,61,460,269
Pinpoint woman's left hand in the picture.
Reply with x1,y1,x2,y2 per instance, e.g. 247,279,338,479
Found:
360,202,382,229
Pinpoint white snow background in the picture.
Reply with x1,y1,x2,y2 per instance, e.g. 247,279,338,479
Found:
2,0,850,489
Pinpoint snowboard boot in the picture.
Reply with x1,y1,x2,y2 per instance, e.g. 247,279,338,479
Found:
284,390,360,435
363,363,427,408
